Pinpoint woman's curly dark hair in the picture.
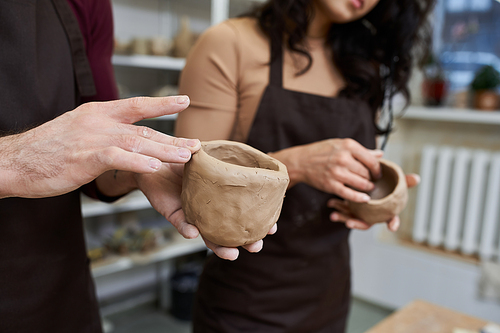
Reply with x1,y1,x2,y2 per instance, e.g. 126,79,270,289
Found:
247,0,435,135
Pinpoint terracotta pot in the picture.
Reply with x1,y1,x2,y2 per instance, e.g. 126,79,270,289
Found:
474,90,499,111
347,159,408,224
181,140,289,247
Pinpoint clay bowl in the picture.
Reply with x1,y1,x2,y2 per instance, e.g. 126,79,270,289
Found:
181,140,290,247
347,159,408,224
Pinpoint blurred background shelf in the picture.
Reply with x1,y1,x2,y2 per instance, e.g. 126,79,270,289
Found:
403,106,500,125
82,191,152,218
112,55,185,71
91,234,205,278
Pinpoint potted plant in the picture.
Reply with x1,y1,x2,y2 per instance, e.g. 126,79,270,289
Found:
470,65,500,111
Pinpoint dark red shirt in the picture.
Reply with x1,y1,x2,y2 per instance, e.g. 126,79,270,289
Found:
67,0,118,102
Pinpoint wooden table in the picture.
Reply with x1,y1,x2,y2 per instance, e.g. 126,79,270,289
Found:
366,300,489,333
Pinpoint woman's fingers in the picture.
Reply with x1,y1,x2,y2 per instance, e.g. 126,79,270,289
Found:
369,149,384,159
330,182,371,202
406,173,421,188
267,223,277,235
330,211,371,230
328,198,372,230
327,199,350,214
387,216,401,232
344,158,371,180
350,145,382,179
336,169,374,193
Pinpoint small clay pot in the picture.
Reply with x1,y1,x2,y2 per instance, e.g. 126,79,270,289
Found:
347,159,408,224
181,140,289,247
474,90,499,111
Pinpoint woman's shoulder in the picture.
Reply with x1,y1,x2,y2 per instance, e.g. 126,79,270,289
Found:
199,17,266,48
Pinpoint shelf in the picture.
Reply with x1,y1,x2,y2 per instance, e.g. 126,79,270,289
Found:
91,234,206,278
82,191,152,218
402,106,500,125
155,113,178,121
112,55,185,71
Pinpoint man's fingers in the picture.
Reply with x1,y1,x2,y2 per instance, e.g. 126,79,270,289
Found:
114,135,195,163
105,96,190,123
167,209,199,239
120,125,201,153
177,222,199,239
202,237,239,261
95,147,164,174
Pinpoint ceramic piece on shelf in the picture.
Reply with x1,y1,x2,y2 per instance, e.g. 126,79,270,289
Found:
451,90,470,109
152,85,178,97
131,38,150,55
114,38,132,55
172,16,198,58
181,140,289,247
474,90,499,111
150,36,172,56
347,159,408,224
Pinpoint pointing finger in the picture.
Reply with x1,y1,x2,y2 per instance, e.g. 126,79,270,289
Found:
104,96,190,123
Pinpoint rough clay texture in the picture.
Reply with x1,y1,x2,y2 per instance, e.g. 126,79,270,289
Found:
181,140,290,247
348,159,408,224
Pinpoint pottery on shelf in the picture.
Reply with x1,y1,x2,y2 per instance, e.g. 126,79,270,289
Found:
473,90,499,111
181,140,290,247
347,159,408,224
172,16,198,58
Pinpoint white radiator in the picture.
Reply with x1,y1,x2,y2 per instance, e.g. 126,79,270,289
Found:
412,145,500,262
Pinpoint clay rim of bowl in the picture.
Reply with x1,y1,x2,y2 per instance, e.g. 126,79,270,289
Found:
363,159,406,206
197,140,288,179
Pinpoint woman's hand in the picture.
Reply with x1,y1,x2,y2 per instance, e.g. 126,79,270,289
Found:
271,138,383,202
134,163,275,261
327,174,421,231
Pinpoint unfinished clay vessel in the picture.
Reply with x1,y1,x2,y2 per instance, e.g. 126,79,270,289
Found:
347,159,408,224
181,140,289,247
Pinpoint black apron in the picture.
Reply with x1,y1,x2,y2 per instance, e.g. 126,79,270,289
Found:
193,39,376,332
0,1,100,332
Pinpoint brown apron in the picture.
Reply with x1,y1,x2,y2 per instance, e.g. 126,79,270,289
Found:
0,0,99,332
193,39,376,332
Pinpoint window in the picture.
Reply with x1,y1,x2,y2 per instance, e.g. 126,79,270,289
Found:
433,0,500,90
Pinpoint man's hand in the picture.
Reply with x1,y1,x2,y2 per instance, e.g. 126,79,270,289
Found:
0,96,199,199
135,163,277,261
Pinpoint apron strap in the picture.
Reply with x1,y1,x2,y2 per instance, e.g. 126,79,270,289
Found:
51,0,97,98
269,38,283,88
